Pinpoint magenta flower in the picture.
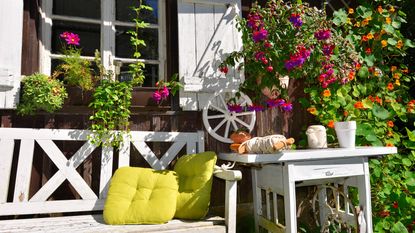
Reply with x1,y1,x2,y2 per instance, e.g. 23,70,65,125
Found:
152,91,162,103
160,86,169,98
314,29,331,40
247,13,262,29
252,28,268,43
60,31,80,45
227,104,243,113
254,51,265,61
289,14,303,27
323,44,335,56
281,102,293,112
247,104,265,112
284,46,311,70
266,98,285,108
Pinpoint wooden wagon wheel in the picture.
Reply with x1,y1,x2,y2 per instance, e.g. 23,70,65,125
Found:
311,185,359,233
202,90,256,143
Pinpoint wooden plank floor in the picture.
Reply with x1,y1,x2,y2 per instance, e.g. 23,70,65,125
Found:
0,215,226,233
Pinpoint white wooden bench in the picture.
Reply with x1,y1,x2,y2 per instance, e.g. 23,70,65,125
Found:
0,128,242,233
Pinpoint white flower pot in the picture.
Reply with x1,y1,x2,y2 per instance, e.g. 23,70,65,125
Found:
306,125,327,149
334,121,356,148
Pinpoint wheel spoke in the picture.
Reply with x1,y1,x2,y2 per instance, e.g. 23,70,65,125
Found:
213,119,227,132
218,93,228,109
235,118,250,129
210,104,226,114
224,121,230,138
231,120,238,131
207,114,226,120
235,111,254,117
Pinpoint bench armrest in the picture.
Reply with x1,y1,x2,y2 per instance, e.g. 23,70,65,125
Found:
212,164,242,233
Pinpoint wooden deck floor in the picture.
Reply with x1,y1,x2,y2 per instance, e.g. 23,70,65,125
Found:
0,215,226,233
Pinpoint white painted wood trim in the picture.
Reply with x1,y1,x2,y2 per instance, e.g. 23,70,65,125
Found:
13,140,35,203
218,147,397,163
118,138,130,167
0,140,14,203
158,0,166,82
283,163,297,233
251,168,260,233
0,200,105,216
39,0,52,75
101,0,115,73
100,146,114,198
197,131,205,153
159,141,186,169
225,180,237,233
358,158,372,233
132,141,163,170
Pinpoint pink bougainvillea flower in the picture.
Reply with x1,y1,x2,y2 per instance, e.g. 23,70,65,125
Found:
289,14,303,27
252,28,268,43
247,104,265,112
152,91,162,103
281,102,293,112
227,104,243,113
160,86,169,99
314,29,331,40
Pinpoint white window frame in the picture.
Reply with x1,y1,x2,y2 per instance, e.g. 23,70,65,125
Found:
39,0,166,83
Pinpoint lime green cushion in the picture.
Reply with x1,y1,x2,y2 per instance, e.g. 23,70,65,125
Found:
103,167,179,225
173,151,217,219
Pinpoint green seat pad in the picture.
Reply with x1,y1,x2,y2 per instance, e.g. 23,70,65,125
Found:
103,167,179,225
173,151,217,219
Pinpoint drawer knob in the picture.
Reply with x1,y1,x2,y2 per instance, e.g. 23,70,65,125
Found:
325,171,334,176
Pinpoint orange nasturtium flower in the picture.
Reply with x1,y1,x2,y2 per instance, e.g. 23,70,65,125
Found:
367,33,374,40
391,66,397,72
387,131,394,137
343,111,349,117
387,120,394,128
386,17,392,24
348,8,354,14
395,79,401,86
355,63,361,70
322,89,331,97
386,143,394,147
327,120,335,129
348,71,355,81
389,6,395,13
354,22,361,27
377,6,383,13
362,35,369,42
393,72,401,79
381,40,388,48
354,101,364,109
396,40,403,49
402,68,409,73
307,107,317,115
387,83,394,91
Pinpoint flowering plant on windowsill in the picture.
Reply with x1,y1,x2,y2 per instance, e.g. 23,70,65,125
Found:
52,32,95,91
220,0,359,112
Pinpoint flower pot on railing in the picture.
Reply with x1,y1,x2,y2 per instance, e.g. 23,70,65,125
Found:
334,121,356,148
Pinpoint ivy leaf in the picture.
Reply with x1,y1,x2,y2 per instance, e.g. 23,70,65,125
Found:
356,123,373,136
333,9,347,26
402,158,412,167
391,222,409,233
373,105,390,120
392,21,401,29
366,134,378,142
405,39,415,48
387,38,397,46
407,177,415,187
363,55,375,67
358,66,369,78
406,128,415,142
383,25,395,34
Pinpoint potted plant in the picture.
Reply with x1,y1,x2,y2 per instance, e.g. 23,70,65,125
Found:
17,73,68,115
220,0,359,113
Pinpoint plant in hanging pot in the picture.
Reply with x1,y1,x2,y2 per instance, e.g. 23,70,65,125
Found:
220,0,359,112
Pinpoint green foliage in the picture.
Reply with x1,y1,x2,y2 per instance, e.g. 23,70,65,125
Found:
53,34,95,91
88,79,132,148
17,73,68,115
303,1,415,231
128,0,152,86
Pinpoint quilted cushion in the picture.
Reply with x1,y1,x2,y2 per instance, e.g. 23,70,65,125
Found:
103,167,179,225
173,151,217,219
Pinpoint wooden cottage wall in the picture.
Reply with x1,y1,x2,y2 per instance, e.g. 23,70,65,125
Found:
0,0,312,216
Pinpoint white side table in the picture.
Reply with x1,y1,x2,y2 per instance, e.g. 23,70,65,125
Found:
219,147,397,233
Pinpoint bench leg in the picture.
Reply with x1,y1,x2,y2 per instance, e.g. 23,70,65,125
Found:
357,158,372,233
283,163,297,233
225,180,237,233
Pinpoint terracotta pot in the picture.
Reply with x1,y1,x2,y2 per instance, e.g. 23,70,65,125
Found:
230,131,252,144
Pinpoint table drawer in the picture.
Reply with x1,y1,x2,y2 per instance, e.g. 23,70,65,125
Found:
291,157,365,181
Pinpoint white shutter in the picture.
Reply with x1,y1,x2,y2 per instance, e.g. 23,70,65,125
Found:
178,0,243,111
0,0,23,109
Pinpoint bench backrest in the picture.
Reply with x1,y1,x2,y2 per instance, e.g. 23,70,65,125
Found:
0,128,204,216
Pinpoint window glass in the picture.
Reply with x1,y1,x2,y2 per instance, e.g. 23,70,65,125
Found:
116,0,158,24
119,64,159,87
53,0,100,19
115,26,159,60
52,21,100,57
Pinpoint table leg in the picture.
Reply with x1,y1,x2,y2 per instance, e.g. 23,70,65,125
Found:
251,168,260,233
283,163,296,233
357,158,372,233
